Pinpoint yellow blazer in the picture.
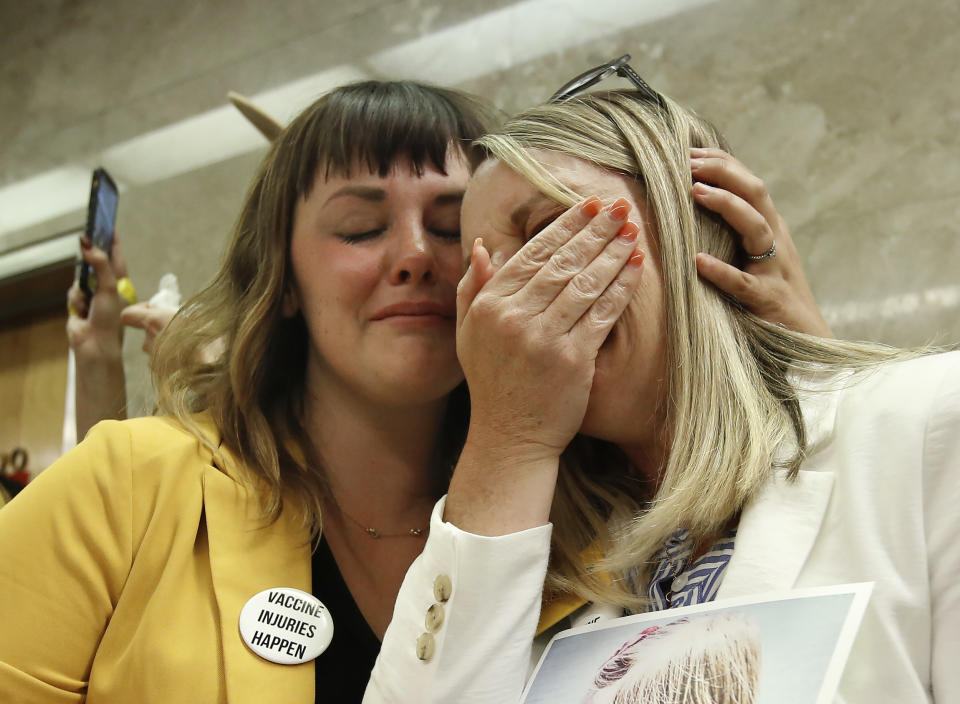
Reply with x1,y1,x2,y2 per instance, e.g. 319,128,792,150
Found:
0,416,316,703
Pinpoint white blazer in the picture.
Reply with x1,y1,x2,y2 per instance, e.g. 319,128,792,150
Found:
366,352,960,703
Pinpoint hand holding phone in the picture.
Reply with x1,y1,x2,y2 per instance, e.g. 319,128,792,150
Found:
78,167,119,297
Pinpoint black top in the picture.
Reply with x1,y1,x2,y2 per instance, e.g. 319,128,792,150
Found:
312,538,382,704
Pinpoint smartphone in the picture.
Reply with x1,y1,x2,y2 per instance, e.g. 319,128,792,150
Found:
78,167,119,297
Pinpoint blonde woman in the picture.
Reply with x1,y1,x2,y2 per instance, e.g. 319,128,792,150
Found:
586,613,761,704
371,58,959,702
0,78,818,703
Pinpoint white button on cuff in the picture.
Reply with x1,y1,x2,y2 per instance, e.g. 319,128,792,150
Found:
433,574,452,602
425,603,444,633
416,632,436,661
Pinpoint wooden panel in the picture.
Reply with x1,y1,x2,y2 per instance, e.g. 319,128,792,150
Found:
0,260,76,319
0,309,69,479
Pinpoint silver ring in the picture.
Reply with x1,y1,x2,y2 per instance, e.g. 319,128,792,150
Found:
746,241,776,261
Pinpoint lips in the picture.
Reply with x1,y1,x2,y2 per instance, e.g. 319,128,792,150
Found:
370,301,455,321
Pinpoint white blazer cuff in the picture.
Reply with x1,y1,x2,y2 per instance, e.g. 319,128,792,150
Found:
365,496,552,704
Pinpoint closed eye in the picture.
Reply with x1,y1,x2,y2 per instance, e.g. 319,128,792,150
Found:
429,228,461,241
336,229,385,244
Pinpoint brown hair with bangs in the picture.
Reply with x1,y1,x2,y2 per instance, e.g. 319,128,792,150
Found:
152,81,500,531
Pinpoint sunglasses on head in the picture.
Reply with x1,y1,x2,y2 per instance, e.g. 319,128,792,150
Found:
549,54,665,109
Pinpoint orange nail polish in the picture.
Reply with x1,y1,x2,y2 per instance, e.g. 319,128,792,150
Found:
617,222,639,242
580,196,602,217
629,249,646,267
610,198,631,220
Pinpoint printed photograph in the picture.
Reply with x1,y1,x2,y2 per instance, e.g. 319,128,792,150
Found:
522,584,872,704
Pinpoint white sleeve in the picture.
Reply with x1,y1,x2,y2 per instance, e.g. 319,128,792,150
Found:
925,353,960,702
364,496,552,704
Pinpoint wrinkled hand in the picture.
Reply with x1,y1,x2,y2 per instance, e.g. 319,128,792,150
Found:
456,196,646,459
690,148,833,337
121,303,176,355
66,235,129,364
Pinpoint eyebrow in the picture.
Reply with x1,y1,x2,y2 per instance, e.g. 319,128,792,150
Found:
324,187,466,207
324,186,386,205
509,192,553,229
434,191,465,207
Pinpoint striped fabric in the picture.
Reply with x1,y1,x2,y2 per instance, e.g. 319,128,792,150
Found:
640,529,737,612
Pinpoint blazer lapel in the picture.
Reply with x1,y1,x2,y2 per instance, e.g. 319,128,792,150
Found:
719,372,844,599
202,449,313,704
718,467,834,598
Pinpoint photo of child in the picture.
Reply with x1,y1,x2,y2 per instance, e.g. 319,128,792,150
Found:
521,583,872,704
584,613,761,704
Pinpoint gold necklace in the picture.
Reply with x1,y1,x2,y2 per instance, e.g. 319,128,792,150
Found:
338,506,427,539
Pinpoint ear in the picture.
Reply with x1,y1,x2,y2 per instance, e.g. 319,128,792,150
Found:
281,285,300,317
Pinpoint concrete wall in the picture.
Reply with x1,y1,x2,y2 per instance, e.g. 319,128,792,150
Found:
3,0,958,416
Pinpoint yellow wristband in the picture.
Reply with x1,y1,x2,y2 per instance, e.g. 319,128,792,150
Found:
116,277,138,305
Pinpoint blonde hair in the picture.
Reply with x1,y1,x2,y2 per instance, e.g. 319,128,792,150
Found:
587,613,761,704
477,91,912,609
152,81,498,530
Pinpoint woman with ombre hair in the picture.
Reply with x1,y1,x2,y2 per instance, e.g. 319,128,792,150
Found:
0,80,493,704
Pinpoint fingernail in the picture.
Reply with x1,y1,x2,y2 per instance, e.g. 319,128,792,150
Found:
690,158,705,170
609,198,631,220
629,249,646,267
471,237,483,264
617,221,640,242
580,196,602,217
690,147,707,156
692,182,711,196
79,236,92,249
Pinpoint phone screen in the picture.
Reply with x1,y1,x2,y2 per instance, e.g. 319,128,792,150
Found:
79,167,119,296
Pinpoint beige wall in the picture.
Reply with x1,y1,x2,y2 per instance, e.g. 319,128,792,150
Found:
2,0,958,420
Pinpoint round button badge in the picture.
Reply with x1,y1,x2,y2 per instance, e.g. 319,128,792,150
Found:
238,587,334,665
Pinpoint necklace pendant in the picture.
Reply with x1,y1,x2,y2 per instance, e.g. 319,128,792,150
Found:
366,527,380,538
409,528,423,537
